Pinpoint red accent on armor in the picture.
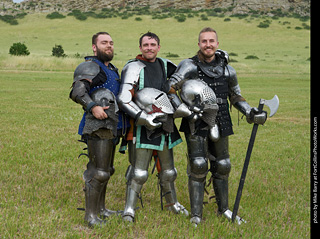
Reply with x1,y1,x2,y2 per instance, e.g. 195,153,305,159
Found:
148,104,163,114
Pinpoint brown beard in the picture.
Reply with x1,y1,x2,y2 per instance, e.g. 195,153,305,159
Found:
96,46,113,63
197,49,215,63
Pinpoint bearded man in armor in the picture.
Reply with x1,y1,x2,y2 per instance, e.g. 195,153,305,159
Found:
70,32,129,227
117,32,188,222
165,27,267,225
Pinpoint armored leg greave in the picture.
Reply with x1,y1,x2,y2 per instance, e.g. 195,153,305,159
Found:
212,176,245,224
83,137,115,227
185,134,209,225
84,180,105,227
212,178,229,213
123,144,152,222
158,145,188,215
99,179,117,218
208,136,231,213
99,146,116,218
123,178,144,222
208,137,245,224
123,141,187,222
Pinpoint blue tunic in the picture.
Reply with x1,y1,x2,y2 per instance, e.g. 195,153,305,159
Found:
78,57,128,136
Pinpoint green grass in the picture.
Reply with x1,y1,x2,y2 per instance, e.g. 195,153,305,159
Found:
0,13,310,238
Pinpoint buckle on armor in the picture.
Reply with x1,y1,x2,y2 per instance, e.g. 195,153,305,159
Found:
216,98,224,104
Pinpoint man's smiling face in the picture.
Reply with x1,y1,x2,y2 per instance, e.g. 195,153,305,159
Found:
139,36,161,62
198,31,219,62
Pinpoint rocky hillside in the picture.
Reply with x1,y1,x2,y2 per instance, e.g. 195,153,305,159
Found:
1,0,310,16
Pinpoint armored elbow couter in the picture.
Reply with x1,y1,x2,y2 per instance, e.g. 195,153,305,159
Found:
166,59,198,92
71,61,102,112
70,80,97,112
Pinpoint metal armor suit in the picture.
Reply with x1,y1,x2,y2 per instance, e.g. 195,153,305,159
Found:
117,59,188,222
166,50,266,225
70,58,123,227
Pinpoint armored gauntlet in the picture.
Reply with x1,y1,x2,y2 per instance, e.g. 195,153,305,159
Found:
135,111,165,130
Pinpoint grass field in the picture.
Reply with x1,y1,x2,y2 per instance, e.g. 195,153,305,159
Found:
0,12,310,238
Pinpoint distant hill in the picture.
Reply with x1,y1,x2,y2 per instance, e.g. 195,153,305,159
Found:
1,0,310,17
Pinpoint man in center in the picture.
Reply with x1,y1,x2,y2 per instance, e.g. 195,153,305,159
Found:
117,32,188,222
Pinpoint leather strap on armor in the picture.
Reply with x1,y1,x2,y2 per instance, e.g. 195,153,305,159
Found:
192,55,233,137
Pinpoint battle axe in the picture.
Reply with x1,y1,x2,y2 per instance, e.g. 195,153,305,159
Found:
232,95,279,223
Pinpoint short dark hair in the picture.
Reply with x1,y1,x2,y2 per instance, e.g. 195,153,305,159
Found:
139,31,160,46
198,27,218,42
92,32,110,45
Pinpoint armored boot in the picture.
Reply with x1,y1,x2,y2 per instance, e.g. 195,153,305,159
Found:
189,178,205,225
84,180,106,227
212,178,245,224
99,147,117,218
99,183,117,218
122,180,142,222
160,180,189,216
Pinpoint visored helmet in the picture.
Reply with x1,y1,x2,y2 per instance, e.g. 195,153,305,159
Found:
180,79,217,107
180,79,219,128
134,87,175,137
82,88,119,138
91,88,119,113
134,87,174,115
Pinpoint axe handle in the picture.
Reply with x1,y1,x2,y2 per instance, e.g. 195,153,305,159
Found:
232,101,264,222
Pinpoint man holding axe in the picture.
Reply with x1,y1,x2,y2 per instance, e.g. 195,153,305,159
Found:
164,27,273,225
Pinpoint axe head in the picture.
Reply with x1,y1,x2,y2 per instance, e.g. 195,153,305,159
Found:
260,95,279,117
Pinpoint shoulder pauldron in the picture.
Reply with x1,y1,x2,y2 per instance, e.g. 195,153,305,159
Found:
121,60,146,85
73,61,100,83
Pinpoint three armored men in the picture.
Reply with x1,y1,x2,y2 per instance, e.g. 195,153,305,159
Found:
70,28,267,227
